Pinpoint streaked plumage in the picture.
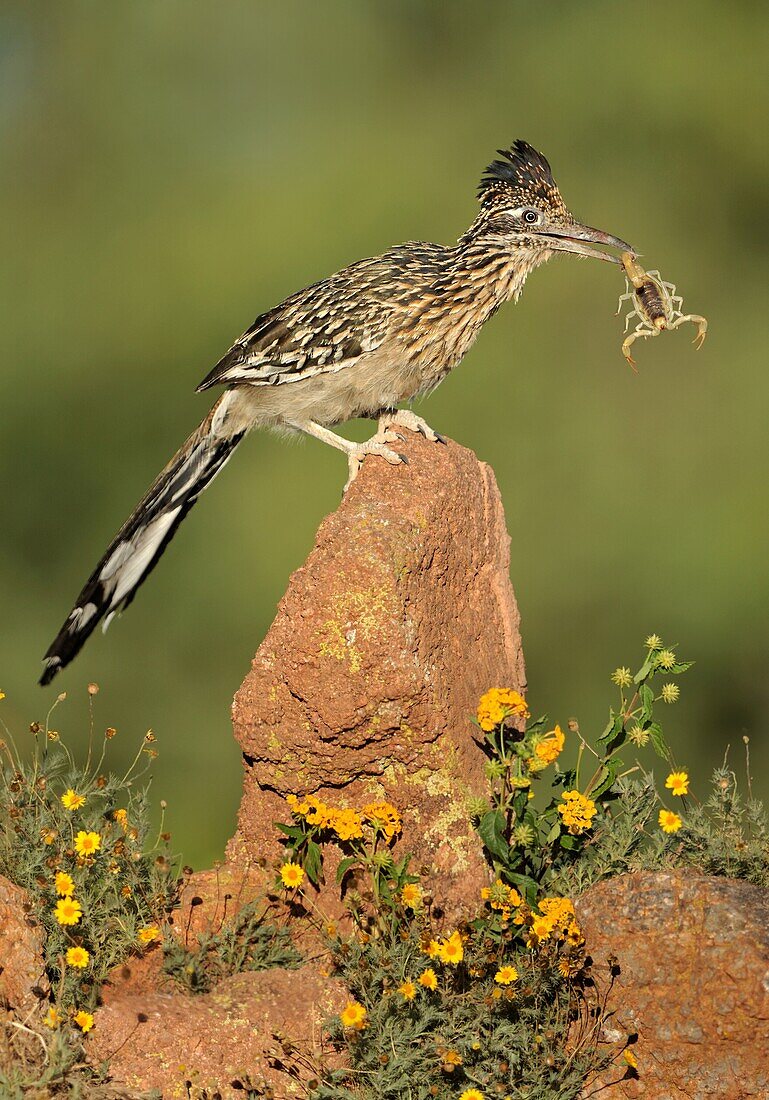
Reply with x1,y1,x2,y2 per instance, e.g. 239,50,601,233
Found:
40,140,633,685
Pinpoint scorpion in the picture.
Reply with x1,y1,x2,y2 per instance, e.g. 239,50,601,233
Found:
617,251,707,368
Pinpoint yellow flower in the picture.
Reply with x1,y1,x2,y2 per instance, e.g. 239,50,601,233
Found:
482,879,522,917
286,793,311,816
397,980,416,1000
665,771,689,797
73,1010,94,1033
55,871,75,897
361,801,402,840
44,1006,60,1029
611,667,633,688
558,956,581,978
0,691,4,700
74,831,101,856
61,789,86,811
645,634,663,650
113,808,129,831
557,791,597,835
66,946,90,968
340,1000,367,1030
55,897,82,926
418,967,438,990
530,915,554,942
657,649,676,670
400,882,422,910
661,683,680,704
658,809,682,834
304,795,334,828
330,807,364,841
538,897,575,924
437,931,464,965
534,724,565,766
623,1049,638,1070
279,862,305,889
494,965,518,985
477,688,529,731
137,925,161,944
566,921,584,946
459,1090,485,1100
441,1048,463,1066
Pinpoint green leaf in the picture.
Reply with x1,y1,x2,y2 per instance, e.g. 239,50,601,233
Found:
646,722,671,762
273,823,304,840
304,840,323,886
477,809,509,863
503,871,539,902
559,834,579,850
526,715,550,735
545,821,561,845
670,661,694,675
600,709,616,739
598,712,625,753
591,759,621,799
634,654,655,683
639,684,655,723
335,856,357,885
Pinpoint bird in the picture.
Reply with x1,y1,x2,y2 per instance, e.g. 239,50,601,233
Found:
40,139,634,686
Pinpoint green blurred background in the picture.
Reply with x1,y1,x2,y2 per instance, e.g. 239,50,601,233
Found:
2,1,767,867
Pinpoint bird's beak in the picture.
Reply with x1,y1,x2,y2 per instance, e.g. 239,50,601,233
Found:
542,223,636,264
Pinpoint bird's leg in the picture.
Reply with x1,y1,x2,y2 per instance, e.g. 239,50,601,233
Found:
288,419,407,492
378,408,446,444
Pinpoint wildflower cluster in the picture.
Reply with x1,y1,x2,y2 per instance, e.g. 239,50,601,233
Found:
471,635,693,905
0,689,176,1035
320,913,608,1100
476,688,530,732
277,792,413,930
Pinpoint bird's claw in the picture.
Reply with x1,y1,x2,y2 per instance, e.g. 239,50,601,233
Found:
379,409,446,444
344,439,408,493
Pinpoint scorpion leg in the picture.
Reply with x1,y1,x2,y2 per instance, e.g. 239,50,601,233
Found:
623,307,643,334
667,314,708,350
616,288,635,316
622,325,654,370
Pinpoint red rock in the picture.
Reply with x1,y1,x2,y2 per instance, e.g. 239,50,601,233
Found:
88,435,527,1095
576,871,769,1099
227,434,526,925
0,875,49,1016
90,964,347,1098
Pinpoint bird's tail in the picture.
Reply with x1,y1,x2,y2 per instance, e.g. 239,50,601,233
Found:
40,391,250,686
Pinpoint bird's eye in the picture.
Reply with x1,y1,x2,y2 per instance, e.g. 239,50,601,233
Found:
522,209,540,224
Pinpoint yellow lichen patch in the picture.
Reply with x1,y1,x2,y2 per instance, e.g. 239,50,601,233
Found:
315,584,395,672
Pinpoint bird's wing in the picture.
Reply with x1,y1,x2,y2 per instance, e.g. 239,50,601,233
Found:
197,254,404,392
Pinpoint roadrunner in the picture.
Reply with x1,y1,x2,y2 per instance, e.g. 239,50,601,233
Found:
40,140,633,685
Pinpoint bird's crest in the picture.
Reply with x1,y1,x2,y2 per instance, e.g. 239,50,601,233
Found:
478,140,569,220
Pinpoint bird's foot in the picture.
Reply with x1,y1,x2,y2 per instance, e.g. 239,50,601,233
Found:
344,437,408,492
378,409,446,444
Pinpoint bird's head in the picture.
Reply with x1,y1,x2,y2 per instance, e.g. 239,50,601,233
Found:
474,140,634,264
